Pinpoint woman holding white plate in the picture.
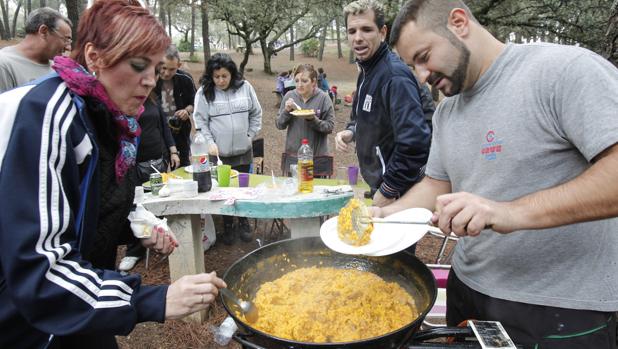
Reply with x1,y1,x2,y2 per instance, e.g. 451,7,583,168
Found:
276,64,335,176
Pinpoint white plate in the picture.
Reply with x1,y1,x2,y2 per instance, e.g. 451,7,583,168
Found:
363,208,434,256
320,215,406,255
290,110,315,118
184,165,239,178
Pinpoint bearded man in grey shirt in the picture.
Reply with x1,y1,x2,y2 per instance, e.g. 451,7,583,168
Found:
0,8,71,93
377,0,618,348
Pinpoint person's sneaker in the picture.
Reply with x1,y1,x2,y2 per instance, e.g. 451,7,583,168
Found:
221,221,236,245
118,256,140,271
238,218,253,242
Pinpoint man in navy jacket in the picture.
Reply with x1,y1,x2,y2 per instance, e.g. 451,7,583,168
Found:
336,0,431,207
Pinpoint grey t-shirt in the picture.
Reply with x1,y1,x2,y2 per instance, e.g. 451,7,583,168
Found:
0,46,52,93
426,43,618,311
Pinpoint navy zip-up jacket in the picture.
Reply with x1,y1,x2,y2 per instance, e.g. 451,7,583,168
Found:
0,77,167,348
347,42,431,198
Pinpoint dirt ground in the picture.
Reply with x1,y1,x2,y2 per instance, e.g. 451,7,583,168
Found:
0,39,452,348
181,47,361,177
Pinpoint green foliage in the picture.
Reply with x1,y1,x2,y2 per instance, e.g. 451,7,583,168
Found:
186,54,201,63
177,39,192,52
466,0,613,54
301,38,320,57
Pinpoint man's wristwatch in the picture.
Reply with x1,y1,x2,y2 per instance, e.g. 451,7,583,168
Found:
171,151,179,155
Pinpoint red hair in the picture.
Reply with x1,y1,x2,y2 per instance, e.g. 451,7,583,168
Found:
72,0,170,68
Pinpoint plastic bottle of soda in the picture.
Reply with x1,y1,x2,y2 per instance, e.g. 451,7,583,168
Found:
191,129,212,192
297,138,314,193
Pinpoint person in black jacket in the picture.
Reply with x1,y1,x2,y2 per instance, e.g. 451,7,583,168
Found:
335,0,431,208
155,45,196,167
117,92,181,272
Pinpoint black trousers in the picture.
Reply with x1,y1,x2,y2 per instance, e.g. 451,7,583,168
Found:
447,270,616,349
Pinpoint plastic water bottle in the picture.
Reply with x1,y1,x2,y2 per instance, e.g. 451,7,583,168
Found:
212,316,238,345
190,129,212,192
298,138,314,193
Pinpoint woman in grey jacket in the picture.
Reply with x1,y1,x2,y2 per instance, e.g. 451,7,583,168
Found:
194,53,262,244
276,64,335,174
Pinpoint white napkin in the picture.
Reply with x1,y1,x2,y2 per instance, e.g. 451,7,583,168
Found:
127,204,171,238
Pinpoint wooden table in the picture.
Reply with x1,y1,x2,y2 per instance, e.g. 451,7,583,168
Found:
142,173,360,322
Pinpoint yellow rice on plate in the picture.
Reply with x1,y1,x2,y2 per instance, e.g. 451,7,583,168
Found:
337,198,373,246
244,266,418,343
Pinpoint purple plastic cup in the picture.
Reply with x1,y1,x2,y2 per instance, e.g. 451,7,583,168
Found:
347,166,359,185
238,173,250,187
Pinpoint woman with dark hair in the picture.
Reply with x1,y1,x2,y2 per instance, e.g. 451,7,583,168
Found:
194,52,262,245
0,1,225,347
276,63,335,170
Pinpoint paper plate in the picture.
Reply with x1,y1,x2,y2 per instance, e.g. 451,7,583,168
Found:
290,110,315,119
363,208,434,257
320,215,406,255
184,166,239,178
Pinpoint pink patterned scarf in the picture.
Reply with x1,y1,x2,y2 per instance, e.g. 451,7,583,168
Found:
52,56,143,182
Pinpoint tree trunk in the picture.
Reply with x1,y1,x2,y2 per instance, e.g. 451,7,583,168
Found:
167,6,172,38
201,0,210,69
0,18,5,40
226,23,232,50
289,25,295,61
39,0,45,7
335,17,343,58
11,0,22,38
238,38,251,75
0,0,11,37
348,45,355,64
189,0,195,58
606,0,618,67
317,25,327,61
259,38,273,74
65,0,81,43
158,0,166,30
26,0,30,15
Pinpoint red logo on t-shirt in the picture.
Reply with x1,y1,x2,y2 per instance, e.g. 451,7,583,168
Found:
481,130,503,160
486,131,495,143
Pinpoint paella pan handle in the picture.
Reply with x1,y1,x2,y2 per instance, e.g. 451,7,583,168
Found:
232,334,267,349
411,326,473,342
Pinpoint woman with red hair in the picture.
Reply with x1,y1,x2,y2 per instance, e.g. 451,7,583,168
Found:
0,1,225,348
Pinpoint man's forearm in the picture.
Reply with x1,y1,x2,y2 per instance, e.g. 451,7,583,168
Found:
381,176,451,217
508,143,618,230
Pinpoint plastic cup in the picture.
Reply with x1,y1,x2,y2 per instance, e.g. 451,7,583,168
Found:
217,165,231,187
336,166,348,185
347,165,359,185
238,173,250,187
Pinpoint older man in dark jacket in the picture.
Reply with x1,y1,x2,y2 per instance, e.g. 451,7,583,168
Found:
155,46,197,167
336,0,431,207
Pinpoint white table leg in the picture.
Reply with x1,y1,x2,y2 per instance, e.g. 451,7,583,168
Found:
166,214,205,323
288,217,321,239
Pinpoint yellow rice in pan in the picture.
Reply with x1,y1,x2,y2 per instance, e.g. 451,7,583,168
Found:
245,266,418,343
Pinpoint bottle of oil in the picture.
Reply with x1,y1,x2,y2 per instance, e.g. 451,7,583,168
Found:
297,138,314,193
